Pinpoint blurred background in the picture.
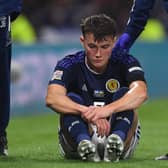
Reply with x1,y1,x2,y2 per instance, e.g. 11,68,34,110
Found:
11,0,168,115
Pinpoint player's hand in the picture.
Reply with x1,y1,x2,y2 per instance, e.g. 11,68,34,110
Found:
81,105,111,122
112,33,131,59
94,119,110,137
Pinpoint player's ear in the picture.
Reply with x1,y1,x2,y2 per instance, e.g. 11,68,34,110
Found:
113,36,117,43
113,36,117,47
80,35,84,47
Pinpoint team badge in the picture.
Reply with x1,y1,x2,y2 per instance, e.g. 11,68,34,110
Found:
51,70,63,80
105,79,120,93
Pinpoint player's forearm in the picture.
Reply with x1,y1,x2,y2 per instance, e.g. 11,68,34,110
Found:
46,94,87,115
106,92,146,114
106,82,148,114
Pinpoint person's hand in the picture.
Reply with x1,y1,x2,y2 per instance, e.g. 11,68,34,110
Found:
81,105,111,123
115,33,131,52
112,33,131,60
94,119,110,137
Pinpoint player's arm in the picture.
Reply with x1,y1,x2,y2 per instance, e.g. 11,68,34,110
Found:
46,84,88,115
105,80,147,114
113,0,155,53
125,0,155,43
106,57,148,115
82,80,147,122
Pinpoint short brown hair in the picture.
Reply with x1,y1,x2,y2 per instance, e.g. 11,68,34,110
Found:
80,14,117,41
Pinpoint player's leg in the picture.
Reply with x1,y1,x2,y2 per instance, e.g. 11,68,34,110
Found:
104,87,140,162
0,15,11,156
111,87,135,141
121,111,140,159
58,92,100,161
104,111,140,162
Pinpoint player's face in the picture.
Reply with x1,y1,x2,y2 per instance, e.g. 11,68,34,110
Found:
80,33,116,73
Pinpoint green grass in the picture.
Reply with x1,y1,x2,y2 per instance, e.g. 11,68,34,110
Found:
0,99,168,168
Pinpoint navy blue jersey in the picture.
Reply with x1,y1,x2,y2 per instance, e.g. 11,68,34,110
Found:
0,0,22,20
49,51,145,106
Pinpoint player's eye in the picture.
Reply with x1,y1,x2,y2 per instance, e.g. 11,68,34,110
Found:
88,44,97,49
101,45,110,49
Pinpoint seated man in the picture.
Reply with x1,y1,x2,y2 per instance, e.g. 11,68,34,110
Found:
46,14,148,162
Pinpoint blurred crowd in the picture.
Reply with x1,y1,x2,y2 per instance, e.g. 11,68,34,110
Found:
12,0,168,44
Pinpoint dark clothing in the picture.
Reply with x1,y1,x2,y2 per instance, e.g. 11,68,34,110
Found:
0,0,22,20
125,0,168,45
49,51,145,106
0,0,22,136
49,50,145,159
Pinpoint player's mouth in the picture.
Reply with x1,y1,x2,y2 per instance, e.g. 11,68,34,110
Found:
94,59,103,63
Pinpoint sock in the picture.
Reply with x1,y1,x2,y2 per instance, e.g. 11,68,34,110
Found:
113,130,126,141
63,115,91,145
65,92,91,144
111,111,134,141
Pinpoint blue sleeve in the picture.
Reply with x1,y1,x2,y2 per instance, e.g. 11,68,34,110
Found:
163,0,168,13
122,54,146,84
126,62,146,84
48,57,77,89
48,65,73,89
125,0,155,44
0,0,22,18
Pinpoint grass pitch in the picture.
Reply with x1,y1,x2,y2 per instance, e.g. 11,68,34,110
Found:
0,99,168,168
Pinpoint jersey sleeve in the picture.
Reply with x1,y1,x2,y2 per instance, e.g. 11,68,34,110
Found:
48,51,84,89
124,55,146,85
125,0,155,45
48,62,74,90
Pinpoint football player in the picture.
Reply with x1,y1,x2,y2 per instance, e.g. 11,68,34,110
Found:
46,14,148,162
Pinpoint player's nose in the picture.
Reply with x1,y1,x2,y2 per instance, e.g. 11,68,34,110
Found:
95,48,101,57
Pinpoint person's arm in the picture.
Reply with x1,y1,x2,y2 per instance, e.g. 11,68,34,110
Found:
113,0,155,54
163,0,168,13
82,80,148,122
46,84,88,114
105,80,147,114
125,0,155,44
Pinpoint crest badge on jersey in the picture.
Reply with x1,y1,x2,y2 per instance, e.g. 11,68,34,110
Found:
105,79,120,93
51,70,63,80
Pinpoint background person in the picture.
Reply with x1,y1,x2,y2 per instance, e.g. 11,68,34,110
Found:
0,0,22,156
113,0,168,54
112,0,168,160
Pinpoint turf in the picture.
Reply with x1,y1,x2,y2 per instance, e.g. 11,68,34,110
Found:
0,99,168,168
